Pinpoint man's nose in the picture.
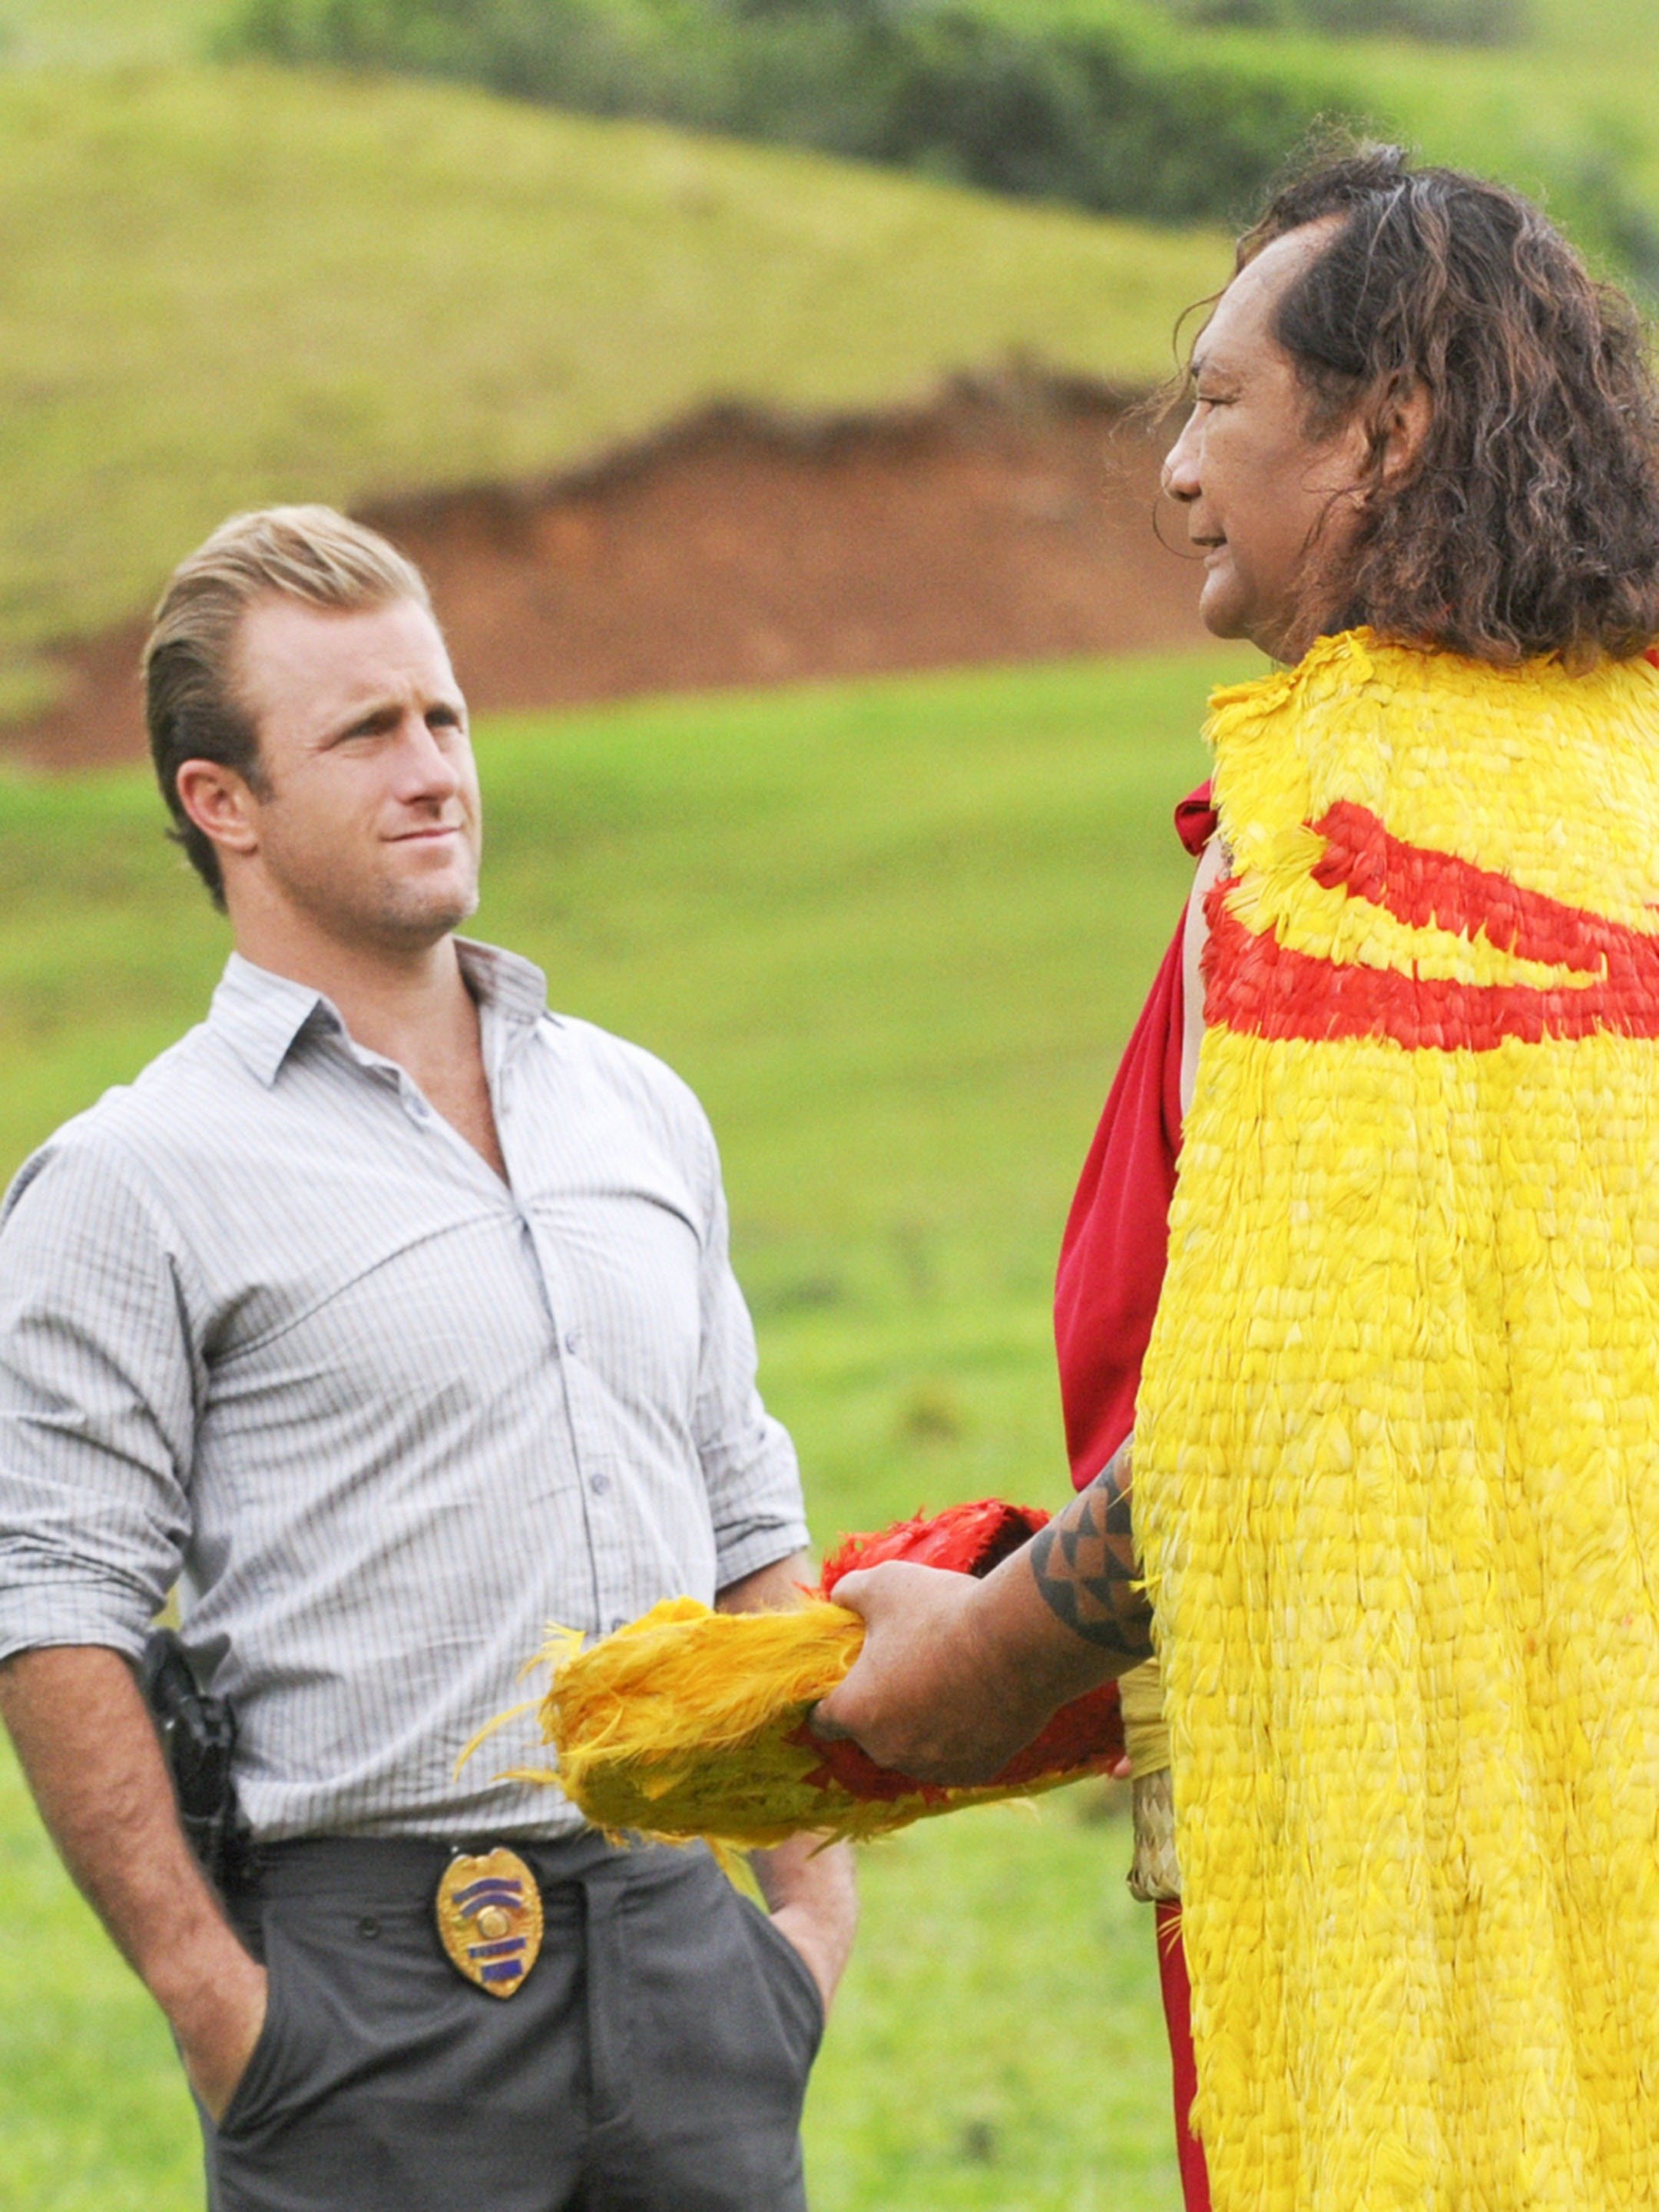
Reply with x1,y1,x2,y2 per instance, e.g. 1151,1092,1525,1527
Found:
1161,416,1201,505
396,717,464,799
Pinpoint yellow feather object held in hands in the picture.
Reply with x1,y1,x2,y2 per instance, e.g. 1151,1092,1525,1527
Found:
1134,631,1659,2210
527,1598,868,1849
479,1502,1127,1849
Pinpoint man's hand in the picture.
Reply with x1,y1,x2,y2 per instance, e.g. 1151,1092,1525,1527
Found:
812,1448,1154,1784
0,1645,267,2122
716,1550,858,2013
810,1561,1054,1783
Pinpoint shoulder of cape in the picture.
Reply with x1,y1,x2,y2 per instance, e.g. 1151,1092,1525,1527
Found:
1198,630,1659,1051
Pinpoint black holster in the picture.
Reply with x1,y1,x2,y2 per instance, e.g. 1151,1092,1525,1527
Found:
138,1628,254,1895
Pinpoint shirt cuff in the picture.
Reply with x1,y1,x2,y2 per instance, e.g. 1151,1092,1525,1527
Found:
0,1580,154,1670
712,1518,813,1594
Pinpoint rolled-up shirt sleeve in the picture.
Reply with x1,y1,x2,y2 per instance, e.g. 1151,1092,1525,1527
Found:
0,1135,199,1664
691,1127,810,1590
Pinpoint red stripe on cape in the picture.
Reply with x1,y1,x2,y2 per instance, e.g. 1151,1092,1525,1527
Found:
1209,800,1659,1051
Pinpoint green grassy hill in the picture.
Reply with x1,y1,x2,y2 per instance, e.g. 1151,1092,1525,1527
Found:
986,0,1659,261
1025,0,1654,53
1532,0,1659,56
0,0,224,65
208,0,1659,285
3,0,1651,727
0,60,1227,718
0,642,1243,2212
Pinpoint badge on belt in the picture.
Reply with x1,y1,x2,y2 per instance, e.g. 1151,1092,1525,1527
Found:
435,1847,544,1998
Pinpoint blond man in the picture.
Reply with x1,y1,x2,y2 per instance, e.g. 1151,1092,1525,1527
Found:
0,508,854,2212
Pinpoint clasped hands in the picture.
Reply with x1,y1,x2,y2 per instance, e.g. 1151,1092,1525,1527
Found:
811,1560,1071,1785
811,1458,1151,1785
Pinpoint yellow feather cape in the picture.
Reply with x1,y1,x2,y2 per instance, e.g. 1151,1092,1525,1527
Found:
1134,631,1659,2210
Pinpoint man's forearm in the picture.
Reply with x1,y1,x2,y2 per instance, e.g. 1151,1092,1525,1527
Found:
0,1644,265,2115
716,1548,859,2007
1024,1442,1154,1671
944,1450,1152,1733
714,1548,813,1617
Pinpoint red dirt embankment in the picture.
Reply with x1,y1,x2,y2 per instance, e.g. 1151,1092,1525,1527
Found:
5,370,1207,771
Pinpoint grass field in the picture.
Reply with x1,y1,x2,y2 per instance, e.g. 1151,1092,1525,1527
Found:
0,60,1227,716
0,641,1246,2210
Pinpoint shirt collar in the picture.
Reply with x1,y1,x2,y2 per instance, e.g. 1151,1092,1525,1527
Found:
208,939,551,1089
453,937,550,1029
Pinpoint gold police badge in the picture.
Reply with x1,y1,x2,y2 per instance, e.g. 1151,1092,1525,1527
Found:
435,1848,544,1998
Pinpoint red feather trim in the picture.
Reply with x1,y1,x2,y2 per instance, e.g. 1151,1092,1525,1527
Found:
816,1498,1046,1590
800,1498,1125,1800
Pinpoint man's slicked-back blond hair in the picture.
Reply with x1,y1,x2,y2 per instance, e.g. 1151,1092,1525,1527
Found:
144,505,433,908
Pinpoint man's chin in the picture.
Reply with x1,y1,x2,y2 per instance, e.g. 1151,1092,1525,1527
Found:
366,873,480,949
1197,573,1251,642
1198,580,1293,660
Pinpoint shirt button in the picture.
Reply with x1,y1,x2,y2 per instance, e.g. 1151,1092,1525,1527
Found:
609,1616,628,1634
589,1471,610,1496
564,1330,581,1355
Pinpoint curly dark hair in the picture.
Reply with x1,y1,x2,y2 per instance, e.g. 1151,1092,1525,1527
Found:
1236,142,1659,667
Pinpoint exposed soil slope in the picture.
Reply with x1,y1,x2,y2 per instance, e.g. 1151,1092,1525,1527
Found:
0,65,1229,695
6,373,1207,770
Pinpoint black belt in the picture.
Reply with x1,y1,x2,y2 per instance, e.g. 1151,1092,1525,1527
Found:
241,1831,622,1900
232,1830,645,1997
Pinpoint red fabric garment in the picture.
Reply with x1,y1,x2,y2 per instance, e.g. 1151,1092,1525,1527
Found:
1157,1902,1210,2208
1053,783,1216,1486
1053,780,1216,2212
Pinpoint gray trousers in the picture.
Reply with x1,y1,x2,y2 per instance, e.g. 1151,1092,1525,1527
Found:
204,1833,822,2212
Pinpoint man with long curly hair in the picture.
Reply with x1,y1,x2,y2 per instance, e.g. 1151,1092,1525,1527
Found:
817,144,1659,2210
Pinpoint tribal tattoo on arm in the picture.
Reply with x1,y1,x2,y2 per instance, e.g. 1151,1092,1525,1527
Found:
1028,1442,1154,1665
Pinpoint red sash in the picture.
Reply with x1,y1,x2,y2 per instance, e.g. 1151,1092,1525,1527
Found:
1055,784,1215,1488
1053,781,1217,2212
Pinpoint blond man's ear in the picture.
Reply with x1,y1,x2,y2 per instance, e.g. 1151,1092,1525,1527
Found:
174,759,263,865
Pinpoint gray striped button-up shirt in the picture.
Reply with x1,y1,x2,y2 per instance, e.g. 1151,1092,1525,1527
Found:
0,942,807,1840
